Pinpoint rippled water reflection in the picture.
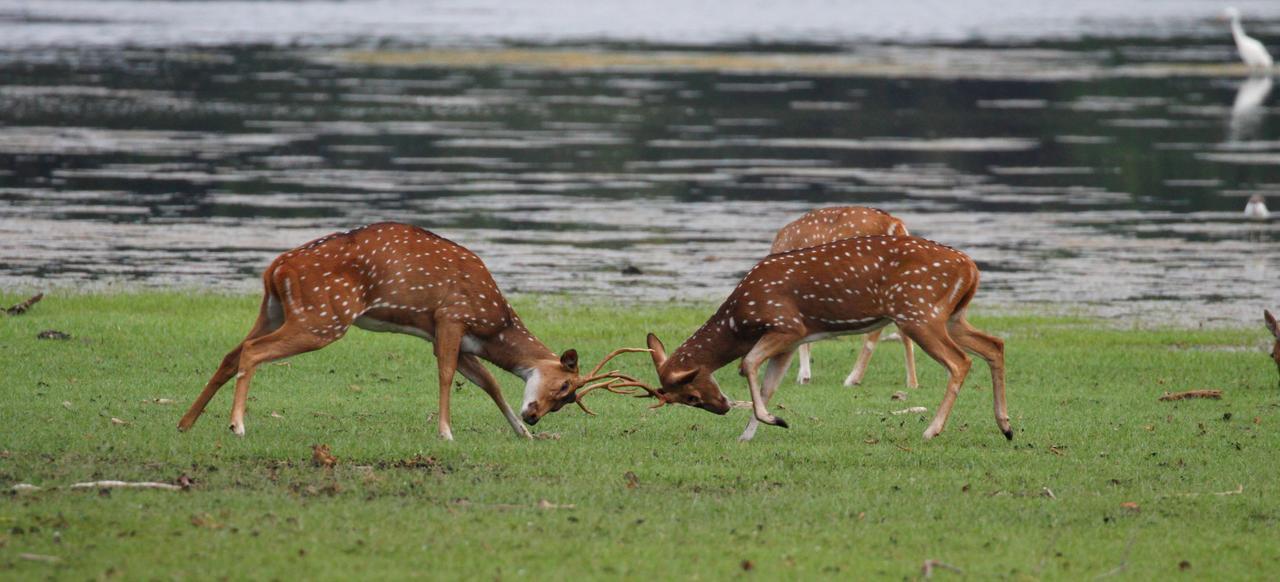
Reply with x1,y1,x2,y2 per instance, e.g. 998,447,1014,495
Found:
1,5,1278,324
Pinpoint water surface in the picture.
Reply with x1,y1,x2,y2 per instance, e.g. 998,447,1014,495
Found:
1,1,1278,324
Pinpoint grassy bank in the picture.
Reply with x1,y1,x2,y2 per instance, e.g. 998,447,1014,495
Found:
1,293,1277,579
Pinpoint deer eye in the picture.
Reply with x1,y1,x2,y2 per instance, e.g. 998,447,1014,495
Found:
560,381,571,393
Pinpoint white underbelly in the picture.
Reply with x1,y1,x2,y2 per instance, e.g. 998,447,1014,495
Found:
352,316,483,354
801,318,891,344
353,316,434,341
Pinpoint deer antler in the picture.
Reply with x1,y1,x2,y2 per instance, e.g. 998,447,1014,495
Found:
599,379,669,409
570,348,665,415
573,378,642,415
580,348,653,382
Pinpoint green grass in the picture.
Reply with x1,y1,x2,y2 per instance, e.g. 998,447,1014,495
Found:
1,293,1278,580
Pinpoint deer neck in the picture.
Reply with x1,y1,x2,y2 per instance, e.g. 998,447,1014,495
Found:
476,315,559,380
666,307,747,375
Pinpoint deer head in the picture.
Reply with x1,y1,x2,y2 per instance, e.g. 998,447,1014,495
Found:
518,348,655,424
1265,310,1280,380
643,333,733,415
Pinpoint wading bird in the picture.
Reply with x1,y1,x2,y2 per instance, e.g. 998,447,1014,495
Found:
1224,7,1273,71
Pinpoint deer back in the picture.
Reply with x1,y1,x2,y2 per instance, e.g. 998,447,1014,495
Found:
771,207,907,254
266,222,520,342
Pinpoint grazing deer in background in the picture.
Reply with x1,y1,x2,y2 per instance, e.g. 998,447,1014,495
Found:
771,206,918,388
177,222,642,440
1264,310,1280,380
641,235,1010,441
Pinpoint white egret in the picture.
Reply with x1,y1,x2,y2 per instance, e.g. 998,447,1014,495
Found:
1224,7,1274,71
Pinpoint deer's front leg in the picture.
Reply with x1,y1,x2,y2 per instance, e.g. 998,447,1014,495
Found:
433,322,465,441
457,354,532,439
740,349,796,441
740,332,801,430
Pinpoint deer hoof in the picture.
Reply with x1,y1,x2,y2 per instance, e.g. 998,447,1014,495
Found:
229,423,245,437
773,416,789,429
796,375,811,385
1003,428,1014,441
922,427,940,440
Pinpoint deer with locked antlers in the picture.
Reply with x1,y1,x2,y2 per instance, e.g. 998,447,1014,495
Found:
771,206,918,388
177,222,645,440
640,235,1010,441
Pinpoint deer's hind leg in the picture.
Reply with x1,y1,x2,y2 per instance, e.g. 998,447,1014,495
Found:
897,320,971,440
948,315,1010,440
228,319,340,436
794,343,812,384
843,328,883,387
179,291,284,432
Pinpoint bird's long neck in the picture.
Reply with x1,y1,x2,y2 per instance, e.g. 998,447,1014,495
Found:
1231,16,1246,44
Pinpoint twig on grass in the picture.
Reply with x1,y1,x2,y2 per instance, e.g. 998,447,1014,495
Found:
70,481,183,491
19,553,61,563
892,406,928,415
1161,484,1244,498
921,559,962,578
1093,530,1137,579
1158,390,1222,401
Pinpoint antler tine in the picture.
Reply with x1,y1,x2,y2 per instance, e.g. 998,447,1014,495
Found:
597,379,668,409
573,378,638,416
584,348,653,379
572,377,669,415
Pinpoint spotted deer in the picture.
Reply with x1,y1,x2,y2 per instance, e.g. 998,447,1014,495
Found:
177,222,644,440
771,206,918,388
640,235,1010,441
1264,310,1280,380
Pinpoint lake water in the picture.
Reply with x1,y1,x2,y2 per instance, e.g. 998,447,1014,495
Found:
1,0,1278,324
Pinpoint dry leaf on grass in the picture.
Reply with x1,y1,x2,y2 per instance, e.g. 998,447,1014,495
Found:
311,444,337,468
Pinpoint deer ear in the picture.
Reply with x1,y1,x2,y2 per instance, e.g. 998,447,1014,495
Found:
664,368,697,386
646,333,667,368
1266,310,1279,339
560,349,579,373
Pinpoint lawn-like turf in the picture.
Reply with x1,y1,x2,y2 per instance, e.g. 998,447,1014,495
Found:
1,293,1277,580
